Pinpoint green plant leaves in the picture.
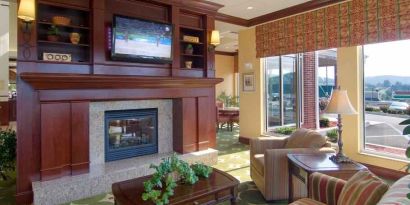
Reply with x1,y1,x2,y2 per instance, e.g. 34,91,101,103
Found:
403,126,410,135
399,119,410,125
407,147,410,159
0,129,16,181
142,154,213,205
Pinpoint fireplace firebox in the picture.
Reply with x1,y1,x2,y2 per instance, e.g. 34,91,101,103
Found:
105,108,158,161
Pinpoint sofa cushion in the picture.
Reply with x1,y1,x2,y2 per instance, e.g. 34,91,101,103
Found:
290,198,327,205
377,174,410,205
253,154,265,176
338,171,389,205
285,129,326,149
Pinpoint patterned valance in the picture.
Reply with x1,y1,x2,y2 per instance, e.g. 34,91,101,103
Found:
255,0,410,58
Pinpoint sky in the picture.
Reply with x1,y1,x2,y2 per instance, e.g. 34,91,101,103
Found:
364,39,410,77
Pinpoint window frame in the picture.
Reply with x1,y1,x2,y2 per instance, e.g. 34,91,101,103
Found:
263,54,303,133
360,44,409,161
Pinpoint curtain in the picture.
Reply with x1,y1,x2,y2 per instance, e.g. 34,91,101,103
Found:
255,0,410,58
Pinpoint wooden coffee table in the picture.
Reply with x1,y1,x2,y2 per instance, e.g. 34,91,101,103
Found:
112,168,239,205
287,153,367,203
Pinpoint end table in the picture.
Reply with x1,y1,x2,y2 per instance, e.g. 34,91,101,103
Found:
287,153,367,203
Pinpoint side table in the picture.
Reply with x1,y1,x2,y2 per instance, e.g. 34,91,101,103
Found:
287,153,367,203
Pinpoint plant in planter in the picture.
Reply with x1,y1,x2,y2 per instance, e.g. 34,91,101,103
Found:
142,154,213,205
0,129,16,180
47,25,60,42
185,44,194,55
326,129,338,143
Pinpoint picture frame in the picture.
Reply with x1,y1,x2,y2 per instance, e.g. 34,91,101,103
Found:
243,73,255,92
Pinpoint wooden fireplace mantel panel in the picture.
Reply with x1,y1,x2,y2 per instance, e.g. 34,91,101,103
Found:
20,73,223,90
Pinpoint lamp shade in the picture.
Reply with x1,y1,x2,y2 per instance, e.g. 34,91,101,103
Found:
325,89,357,115
210,30,220,46
18,0,36,22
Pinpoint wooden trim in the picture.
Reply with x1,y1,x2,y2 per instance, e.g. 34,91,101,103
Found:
215,13,249,27
215,51,238,56
238,136,251,145
20,73,223,90
215,0,348,27
362,163,407,181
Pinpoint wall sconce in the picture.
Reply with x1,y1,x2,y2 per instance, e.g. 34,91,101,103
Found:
18,0,36,33
209,30,220,52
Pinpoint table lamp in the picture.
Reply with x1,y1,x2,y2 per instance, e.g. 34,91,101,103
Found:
325,87,357,163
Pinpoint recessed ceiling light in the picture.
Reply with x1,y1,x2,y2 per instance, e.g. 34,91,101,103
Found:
247,6,253,10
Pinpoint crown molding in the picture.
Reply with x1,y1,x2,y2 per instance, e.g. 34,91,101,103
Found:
215,0,348,27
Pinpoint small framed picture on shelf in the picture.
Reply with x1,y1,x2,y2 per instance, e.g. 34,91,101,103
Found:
243,73,255,92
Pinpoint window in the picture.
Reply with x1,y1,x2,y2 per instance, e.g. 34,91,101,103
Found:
363,40,410,159
264,54,302,131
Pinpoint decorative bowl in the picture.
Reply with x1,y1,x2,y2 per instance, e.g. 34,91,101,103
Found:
52,16,71,26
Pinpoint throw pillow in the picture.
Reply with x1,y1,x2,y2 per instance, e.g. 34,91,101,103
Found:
338,171,389,205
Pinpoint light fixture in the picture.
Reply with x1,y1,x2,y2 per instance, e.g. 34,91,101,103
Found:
325,87,358,163
209,30,220,51
18,0,36,33
247,6,254,10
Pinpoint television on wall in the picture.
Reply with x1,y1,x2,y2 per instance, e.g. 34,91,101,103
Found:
111,15,173,64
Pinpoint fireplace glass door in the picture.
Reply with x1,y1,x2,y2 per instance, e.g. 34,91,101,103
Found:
105,108,158,161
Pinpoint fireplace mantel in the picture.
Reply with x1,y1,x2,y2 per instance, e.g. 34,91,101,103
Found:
20,73,223,90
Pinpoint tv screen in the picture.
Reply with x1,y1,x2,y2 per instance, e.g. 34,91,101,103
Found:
111,15,173,63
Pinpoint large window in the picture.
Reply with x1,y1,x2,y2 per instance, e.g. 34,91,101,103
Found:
363,40,410,159
265,54,302,130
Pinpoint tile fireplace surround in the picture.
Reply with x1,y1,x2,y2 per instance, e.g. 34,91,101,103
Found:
32,100,218,205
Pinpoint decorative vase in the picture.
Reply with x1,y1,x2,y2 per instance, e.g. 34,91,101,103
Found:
47,35,60,42
185,45,194,55
70,32,81,44
185,61,193,69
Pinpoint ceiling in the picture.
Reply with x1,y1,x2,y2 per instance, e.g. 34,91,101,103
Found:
211,0,313,53
207,0,311,20
215,21,246,53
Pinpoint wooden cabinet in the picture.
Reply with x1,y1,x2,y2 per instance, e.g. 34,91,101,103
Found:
0,101,9,126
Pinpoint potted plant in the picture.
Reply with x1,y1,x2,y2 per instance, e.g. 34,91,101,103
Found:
47,25,60,42
142,154,213,205
185,44,194,55
0,129,16,180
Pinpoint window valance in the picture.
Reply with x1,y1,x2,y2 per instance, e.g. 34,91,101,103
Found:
255,0,410,58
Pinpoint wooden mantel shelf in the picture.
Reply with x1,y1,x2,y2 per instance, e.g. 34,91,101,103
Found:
20,73,223,90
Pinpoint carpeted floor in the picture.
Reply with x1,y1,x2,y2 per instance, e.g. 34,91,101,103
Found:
62,126,287,205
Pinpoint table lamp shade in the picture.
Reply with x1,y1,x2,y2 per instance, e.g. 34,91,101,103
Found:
325,89,357,115
18,0,36,22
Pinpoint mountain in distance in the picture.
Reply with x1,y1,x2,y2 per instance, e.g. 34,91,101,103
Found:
365,75,410,85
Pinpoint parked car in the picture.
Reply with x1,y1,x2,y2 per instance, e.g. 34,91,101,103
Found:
389,101,409,111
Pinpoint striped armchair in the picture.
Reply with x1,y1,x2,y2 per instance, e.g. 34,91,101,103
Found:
250,129,335,201
291,171,410,205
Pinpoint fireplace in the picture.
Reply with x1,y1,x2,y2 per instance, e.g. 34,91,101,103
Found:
104,108,158,161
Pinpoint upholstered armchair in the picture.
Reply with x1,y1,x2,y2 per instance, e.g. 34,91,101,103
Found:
250,128,335,201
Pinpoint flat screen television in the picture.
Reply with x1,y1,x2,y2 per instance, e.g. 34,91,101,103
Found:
111,15,173,63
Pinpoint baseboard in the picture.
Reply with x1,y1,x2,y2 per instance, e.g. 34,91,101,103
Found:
363,163,407,181
238,136,251,145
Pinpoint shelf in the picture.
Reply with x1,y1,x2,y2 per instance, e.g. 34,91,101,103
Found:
38,21,90,30
180,25,204,31
38,40,90,47
180,40,203,45
35,60,91,65
180,68,204,71
181,54,204,58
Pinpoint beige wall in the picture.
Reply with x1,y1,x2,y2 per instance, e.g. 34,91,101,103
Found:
0,1,10,101
238,27,264,137
338,46,407,170
215,54,235,97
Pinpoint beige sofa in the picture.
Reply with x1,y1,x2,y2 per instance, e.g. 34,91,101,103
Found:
250,128,335,201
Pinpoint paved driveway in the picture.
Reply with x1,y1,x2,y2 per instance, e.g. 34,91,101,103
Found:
365,113,409,149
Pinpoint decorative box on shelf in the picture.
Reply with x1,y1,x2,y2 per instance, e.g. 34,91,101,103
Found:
182,35,199,43
43,52,72,62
